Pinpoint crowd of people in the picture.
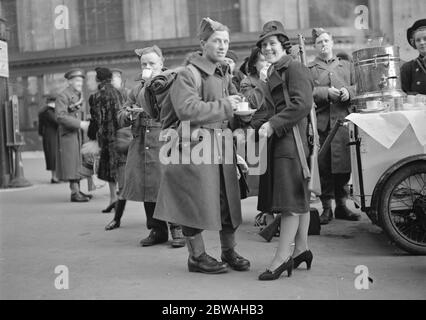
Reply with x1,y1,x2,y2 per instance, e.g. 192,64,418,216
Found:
38,17,426,281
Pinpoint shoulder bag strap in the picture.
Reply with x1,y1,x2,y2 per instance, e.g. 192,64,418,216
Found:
280,69,311,180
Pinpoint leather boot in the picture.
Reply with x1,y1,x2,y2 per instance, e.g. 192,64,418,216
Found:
169,225,186,248
71,192,89,203
320,208,333,225
219,230,250,271
335,199,361,221
320,198,333,225
139,229,168,247
105,200,126,231
186,234,228,274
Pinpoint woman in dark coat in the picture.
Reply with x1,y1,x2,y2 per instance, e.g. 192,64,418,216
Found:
255,21,314,281
401,19,426,95
88,67,127,216
38,95,59,183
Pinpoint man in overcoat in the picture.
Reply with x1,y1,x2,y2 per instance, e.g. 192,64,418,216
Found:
118,46,185,248
154,18,251,274
55,69,91,202
308,28,361,224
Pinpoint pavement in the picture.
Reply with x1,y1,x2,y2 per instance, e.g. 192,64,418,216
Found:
0,153,425,300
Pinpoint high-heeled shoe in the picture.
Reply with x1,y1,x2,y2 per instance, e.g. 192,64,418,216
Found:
102,201,117,213
293,250,313,270
258,257,294,281
105,220,120,231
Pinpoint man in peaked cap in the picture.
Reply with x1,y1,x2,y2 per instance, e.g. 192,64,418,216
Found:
55,69,92,202
308,28,361,224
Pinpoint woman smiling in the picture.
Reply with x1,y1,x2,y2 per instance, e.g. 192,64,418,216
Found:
255,21,315,281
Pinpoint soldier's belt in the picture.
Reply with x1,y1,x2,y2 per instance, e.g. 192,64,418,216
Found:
140,118,161,128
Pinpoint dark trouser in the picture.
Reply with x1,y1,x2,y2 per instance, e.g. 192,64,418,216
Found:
144,202,167,233
144,202,180,234
182,165,236,252
319,172,351,208
69,180,80,195
318,134,350,208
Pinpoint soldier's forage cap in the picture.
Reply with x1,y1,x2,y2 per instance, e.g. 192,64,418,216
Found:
256,21,289,48
407,19,426,49
199,17,229,41
64,68,85,80
135,45,164,59
312,28,330,43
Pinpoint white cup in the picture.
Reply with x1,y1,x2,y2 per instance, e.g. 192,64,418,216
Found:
407,95,417,104
366,100,383,110
142,69,153,80
415,94,426,104
238,102,250,111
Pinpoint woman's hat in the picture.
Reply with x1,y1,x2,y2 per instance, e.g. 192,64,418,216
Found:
95,67,112,82
256,21,288,48
407,19,426,48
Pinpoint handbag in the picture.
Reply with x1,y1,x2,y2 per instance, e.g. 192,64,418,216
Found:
114,126,133,154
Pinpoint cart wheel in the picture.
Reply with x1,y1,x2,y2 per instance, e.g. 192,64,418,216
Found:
379,161,426,255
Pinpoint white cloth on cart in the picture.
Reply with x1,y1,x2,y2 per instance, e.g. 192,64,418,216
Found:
346,110,426,149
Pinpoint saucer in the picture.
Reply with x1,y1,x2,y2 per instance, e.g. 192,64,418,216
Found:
360,107,386,114
235,109,256,116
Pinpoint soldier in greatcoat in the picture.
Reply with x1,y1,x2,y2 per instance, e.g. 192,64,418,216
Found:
154,18,251,274
308,28,361,224
55,69,91,202
117,46,185,248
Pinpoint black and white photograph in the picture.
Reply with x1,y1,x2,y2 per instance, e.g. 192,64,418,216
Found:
0,0,425,306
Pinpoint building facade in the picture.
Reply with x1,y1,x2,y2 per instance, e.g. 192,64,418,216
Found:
3,0,426,150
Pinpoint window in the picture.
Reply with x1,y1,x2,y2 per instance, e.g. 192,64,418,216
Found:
308,0,369,28
187,0,242,36
2,0,19,52
78,0,125,45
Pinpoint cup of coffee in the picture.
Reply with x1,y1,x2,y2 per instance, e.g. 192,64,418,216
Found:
407,95,416,104
142,69,153,80
238,102,250,112
366,100,383,110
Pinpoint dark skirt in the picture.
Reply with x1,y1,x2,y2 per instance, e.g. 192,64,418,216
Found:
42,133,57,171
258,137,310,214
